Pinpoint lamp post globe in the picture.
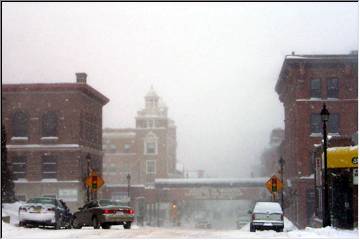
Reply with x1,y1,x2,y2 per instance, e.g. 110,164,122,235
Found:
321,103,330,122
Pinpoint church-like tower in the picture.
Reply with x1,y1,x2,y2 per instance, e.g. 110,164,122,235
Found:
135,87,177,184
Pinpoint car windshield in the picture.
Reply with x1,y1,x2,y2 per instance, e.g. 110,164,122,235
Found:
98,199,127,207
27,198,56,205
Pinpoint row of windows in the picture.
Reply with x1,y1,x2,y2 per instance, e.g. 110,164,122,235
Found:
310,113,339,134
103,143,131,153
103,141,157,155
310,78,339,98
11,155,57,180
12,111,58,137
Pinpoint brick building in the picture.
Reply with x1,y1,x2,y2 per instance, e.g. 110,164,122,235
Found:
2,73,109,211
101,87,181,202
275,51,358,228
259,128,284,177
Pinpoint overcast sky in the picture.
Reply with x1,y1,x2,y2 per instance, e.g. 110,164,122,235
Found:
2,2,358,178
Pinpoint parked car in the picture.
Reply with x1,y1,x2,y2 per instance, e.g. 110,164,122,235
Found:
72,199,135,229
195,217,212,229
18,197,73,229
249,202,284,232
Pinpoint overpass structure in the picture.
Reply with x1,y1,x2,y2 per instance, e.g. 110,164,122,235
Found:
155,177,269,188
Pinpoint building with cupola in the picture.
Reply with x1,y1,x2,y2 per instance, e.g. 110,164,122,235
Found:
100,87,180,204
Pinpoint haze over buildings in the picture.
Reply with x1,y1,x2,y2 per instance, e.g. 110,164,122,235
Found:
2,2,358,177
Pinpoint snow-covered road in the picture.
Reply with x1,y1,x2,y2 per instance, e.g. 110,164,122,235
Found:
2,221,358,239
2,202,358,238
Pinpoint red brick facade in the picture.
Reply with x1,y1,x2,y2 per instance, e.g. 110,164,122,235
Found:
275,52,358,228
2,73,109,211
100,87,180,200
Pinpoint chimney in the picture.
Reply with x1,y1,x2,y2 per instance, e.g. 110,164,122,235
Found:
76,72,87,84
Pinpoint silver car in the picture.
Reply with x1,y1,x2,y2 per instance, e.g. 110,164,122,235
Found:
249,202,284,232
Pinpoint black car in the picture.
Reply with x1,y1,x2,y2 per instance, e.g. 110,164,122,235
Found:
72,199,135,229
18,197,73,229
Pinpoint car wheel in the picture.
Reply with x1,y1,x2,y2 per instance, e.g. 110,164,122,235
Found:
72,217,82,229
124,222,132,229
92,217,100,229
55,216,62,230
250,225,256,232
277,227,284,232
102,223,111,229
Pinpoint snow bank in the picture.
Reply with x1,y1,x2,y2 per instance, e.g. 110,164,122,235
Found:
2,202,23,225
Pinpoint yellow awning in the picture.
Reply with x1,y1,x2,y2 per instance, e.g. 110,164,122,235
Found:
327,146,358,169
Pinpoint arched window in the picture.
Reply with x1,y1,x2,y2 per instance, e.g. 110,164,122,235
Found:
12,111,29,137
42,112,58,137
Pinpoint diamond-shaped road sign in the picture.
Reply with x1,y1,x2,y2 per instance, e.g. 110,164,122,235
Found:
265,175,283,193
85,170,104,192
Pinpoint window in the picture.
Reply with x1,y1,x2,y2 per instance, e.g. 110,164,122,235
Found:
328,113,339,133
12,111,29,137
310,79,321,98
42,155,57,179
124,144,130,153
310,113,321,133
12,156,27,180
146,142,156,154
42,112,58,137
327,78,339,98
144,132,158,154
146,120,154,128
310,113,339,134
146,160,156,174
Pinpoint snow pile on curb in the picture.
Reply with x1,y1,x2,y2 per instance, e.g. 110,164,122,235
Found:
288,226,359,238
2,202,23,225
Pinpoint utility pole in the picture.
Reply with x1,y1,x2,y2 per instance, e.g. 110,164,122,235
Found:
279,157,285,212
86,154,91,202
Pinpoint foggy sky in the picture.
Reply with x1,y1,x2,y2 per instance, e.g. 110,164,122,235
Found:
2,2,358,178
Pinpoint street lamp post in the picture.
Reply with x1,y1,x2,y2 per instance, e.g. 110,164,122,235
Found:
127,174,131,199
320,103,331,227
86,154,91,202
279,157,285,212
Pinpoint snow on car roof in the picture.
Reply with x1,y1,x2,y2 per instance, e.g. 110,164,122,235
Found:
253,202,283,214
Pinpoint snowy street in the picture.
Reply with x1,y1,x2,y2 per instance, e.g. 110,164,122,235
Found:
2,221,359,239
2,202,358,239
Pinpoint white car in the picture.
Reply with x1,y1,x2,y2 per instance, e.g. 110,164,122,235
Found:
249,202,284,232
19,197,72,229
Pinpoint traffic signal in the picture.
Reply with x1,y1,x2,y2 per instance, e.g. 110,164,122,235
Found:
92,176,97,190
271,177,277,192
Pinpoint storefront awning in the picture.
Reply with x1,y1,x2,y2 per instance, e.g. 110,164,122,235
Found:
327,146,358,169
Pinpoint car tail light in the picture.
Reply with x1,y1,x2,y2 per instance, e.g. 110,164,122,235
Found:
47,207,55,211
103,209,116,214
252,213,255,221
123,209,135,214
